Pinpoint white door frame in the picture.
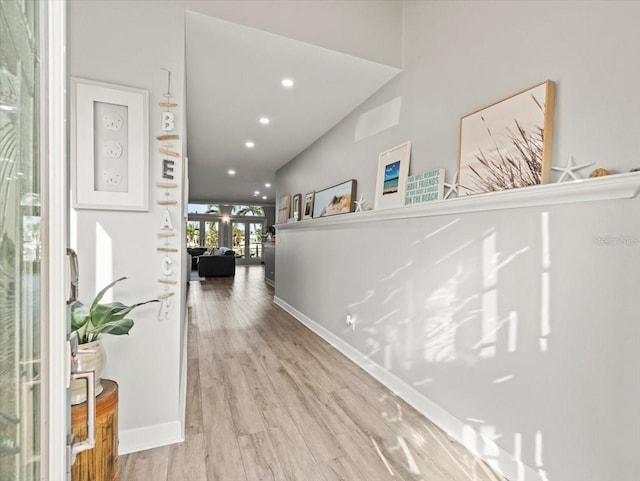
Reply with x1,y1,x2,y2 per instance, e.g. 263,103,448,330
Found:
42,0,69,479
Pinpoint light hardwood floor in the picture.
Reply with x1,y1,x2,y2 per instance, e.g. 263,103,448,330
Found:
119,266,507,481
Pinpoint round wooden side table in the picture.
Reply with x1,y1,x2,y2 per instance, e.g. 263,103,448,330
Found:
71,379,119,481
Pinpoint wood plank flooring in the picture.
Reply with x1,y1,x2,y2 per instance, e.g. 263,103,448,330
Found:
119,266,507,481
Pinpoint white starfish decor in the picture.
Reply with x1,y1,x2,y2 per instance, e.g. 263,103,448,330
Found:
444,171,459,200
552,154,593,182
354,194,367,213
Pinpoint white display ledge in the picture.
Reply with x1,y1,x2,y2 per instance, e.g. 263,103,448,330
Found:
276,172,640,230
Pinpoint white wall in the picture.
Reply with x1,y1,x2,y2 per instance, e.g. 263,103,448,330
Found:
68,0,404,454
69,0,187,453
177,0,403,68
275,2,640,480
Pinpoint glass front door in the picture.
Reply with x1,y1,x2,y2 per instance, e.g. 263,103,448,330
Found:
0,1,42,479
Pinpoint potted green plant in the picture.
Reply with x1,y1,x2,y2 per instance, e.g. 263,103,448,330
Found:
70,277,158,404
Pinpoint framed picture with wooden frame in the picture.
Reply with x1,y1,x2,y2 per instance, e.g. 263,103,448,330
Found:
302,191,315,220
291,193,302,221
374,141,412,210
458,80,555,196
313,180,356,218
277,194,290,224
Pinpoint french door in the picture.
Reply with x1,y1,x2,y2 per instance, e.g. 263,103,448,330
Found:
231,221,264,265
1,1,69,480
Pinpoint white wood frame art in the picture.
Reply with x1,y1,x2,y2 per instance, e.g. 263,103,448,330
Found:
71,77,149,211
374,141,412,210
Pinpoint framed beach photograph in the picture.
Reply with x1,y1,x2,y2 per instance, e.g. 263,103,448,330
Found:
313,180,356,218
374,141,411,210
458,81,555,196
278,194,291,224
71,77,149,210
292,193,302,221
302,191,315,220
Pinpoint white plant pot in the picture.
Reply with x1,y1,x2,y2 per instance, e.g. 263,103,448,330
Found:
70,340,105,405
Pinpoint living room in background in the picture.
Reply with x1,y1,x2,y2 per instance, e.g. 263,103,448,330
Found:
186,203,267,256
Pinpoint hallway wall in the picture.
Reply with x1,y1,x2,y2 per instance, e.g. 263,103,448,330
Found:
70,0,188,453
274,2,640,480
69,0,404,454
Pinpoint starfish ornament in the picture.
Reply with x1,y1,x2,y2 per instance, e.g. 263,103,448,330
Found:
354,194,367,213
552,154,593,182
444,171,459,200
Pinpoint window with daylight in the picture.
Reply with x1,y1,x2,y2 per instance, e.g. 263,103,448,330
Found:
204,221,220,247
188,203,220,214
231,205,264,216
186,221,200,247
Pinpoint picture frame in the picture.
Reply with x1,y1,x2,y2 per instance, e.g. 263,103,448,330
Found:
313,180,357,218
302,191,315,220
291,193,302,221
278,194,291,224
458,80,555,196
374,141,411,210
71,77,149,211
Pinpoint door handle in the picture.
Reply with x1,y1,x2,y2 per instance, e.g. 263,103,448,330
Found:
70,370,96,454
66,248,79,304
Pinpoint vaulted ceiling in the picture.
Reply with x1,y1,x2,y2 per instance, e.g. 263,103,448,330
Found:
185,11,401,205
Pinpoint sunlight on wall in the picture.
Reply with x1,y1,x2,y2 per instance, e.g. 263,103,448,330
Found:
384,344,393,370
535,430,550,481
409,219,460,247
95,222,113,301
480,230,498,358
514,432,525,480
540,212,551,352
70,208,77,255
336,216,553,480
422,266,464,362
508,311,518,352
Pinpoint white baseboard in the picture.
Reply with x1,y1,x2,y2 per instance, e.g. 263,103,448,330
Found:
178,301,189,440
273,296,543,481
119,421,183,455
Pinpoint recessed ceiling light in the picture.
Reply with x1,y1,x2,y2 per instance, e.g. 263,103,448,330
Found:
254,191,260,195
265,183,271,188
245,141,255,148
262,196,267,200
281,78,294,88
259,117,270,125
228,169,236,175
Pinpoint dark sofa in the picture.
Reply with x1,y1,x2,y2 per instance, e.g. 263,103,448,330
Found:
187,247,207,270
197,250,236,277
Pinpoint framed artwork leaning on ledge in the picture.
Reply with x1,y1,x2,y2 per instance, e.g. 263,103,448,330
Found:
313,180,356,218
374,141,411,210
